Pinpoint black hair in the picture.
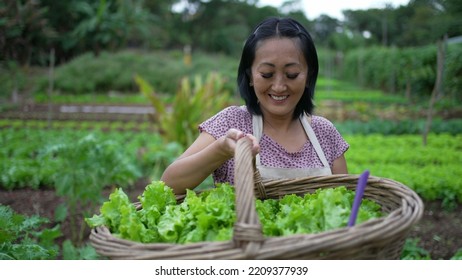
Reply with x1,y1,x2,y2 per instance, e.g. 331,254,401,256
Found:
237,17,319,118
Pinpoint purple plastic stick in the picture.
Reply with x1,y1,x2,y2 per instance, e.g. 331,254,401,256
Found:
347,170,370,227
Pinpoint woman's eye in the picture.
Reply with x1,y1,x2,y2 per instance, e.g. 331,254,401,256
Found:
287,73,299,79
259,73,299,79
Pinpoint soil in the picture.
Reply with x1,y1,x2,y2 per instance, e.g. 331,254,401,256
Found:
1,178,461,260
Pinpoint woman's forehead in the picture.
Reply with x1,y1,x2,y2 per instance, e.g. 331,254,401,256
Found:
253,37,306,66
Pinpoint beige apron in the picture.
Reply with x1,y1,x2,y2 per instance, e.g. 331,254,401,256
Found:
252,114,332,179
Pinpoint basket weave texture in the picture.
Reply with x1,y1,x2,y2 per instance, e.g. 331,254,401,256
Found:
90,138,424,259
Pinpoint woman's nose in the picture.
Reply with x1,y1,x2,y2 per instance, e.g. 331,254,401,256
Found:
271,75,287,92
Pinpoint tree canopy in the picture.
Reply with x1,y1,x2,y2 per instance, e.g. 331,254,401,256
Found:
1,0,461,66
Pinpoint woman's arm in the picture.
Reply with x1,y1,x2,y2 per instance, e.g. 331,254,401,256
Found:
161,129,259,194
332,154,348,174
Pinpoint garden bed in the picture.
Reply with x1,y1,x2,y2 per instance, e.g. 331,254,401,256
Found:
0,180,461,260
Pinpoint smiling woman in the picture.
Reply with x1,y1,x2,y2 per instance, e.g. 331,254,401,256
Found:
250,38,308,118
161,17,349,194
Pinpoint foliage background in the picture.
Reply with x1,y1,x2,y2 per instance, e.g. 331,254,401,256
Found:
1,0,461,260
2,0,462,102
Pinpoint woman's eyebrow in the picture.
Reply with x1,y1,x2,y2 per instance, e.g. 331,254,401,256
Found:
257,62,301,68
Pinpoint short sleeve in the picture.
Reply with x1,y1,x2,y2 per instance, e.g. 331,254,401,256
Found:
198,106,252,184
311,116,349,166
199,106,252,139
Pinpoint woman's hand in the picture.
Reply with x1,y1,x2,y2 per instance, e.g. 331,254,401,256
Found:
161,129,259,194
220,128,260,158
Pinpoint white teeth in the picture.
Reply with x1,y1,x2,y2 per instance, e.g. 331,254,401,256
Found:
270,95,288,101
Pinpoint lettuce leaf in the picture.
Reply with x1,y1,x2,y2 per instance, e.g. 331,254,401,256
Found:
87,182,383,244
258,186,383,236
85,188,131,231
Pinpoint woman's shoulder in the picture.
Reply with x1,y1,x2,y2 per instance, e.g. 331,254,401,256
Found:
221,105,250,115
204,105,246,120
311,115,335,128
214,105,251,121
199,105,251,136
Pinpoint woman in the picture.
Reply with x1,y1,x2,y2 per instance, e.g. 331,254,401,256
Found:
161,17,349,194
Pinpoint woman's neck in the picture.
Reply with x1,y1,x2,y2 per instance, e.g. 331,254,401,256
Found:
262,114,308,153
262,111,298,133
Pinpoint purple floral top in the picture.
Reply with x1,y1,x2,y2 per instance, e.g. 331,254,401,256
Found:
199,106,349,184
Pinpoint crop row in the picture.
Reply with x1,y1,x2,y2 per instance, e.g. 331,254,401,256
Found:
346,134,462,209
0,119,154,132
1,127,461,208
2,118,462,135
0,128,181,190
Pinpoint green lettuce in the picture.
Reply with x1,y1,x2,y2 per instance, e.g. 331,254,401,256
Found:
85,188,132,230
86,182,383,244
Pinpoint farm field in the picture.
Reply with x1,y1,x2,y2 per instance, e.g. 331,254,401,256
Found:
1,126,461,260
1,77,461,260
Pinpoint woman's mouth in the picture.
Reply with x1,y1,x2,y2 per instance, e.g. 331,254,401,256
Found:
269,94,288,101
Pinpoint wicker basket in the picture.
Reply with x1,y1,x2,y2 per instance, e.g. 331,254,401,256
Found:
90,138,424,259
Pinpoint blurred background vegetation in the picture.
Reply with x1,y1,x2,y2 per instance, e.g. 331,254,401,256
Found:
1,0,461,103
1,0,462,260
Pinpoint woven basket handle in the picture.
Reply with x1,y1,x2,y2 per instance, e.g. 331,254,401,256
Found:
233,137,263,256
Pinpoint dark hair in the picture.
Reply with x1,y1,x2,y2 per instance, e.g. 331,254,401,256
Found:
237,17,319,118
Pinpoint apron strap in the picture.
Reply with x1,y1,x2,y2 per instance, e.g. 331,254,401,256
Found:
300,115,330,168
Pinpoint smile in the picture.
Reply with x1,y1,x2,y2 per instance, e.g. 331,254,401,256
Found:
270,94,288,101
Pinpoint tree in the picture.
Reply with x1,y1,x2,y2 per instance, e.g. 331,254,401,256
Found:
172,0,280,55
0,0,55,65
312,15,341,47
71,0,152,56
343,7,399,47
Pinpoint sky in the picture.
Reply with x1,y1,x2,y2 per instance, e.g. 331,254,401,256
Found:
257,0,411,20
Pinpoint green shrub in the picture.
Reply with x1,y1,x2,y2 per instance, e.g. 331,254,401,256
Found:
400,238,431,260
0,204,62,260
39,133,142,244
444,44,462,101
340,44,462,103
136,72,234,148
451,249,462,260
36,50,237,96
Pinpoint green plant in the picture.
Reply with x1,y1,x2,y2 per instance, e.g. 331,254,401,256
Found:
61,240,99,260
0,128,179,190
33,50,237,96
400,238,431,260
335,118,462,135
450,249,462,260
0,204,62,260
444,45,462,102
345,133,462,207
40,133,141,245
86,182,382,244
71,0,151,57
0,0,55,65
135,72,233,148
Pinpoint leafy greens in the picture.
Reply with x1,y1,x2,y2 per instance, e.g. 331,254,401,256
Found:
86,181,382,244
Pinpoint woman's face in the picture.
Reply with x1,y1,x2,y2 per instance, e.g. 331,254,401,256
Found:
250,37,308,118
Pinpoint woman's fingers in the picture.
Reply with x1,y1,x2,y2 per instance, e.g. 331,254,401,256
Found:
223,129,260,157
226,128,246,140
243,133,260,155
